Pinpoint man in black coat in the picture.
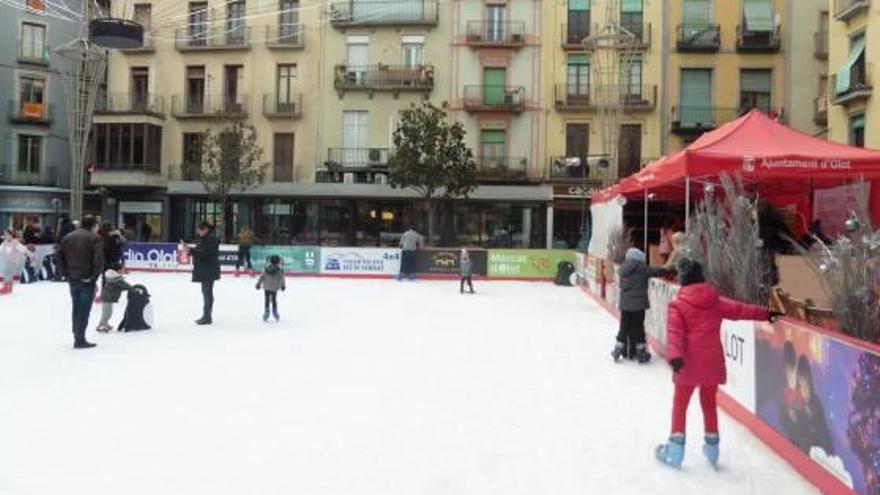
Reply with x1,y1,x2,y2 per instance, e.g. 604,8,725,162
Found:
187,221,220,325
57,215,104,349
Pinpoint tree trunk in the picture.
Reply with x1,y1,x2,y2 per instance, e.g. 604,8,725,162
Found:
426,198,435,247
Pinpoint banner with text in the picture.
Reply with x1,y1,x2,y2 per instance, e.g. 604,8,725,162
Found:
320,247,401,275
251,246,321,274
415,249,488,276
487,250,576,279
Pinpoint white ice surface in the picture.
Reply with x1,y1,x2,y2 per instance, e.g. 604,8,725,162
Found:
0,274,817,495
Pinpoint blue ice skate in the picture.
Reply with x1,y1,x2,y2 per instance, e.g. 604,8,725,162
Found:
703,434,720,469
655,434,685,469
263,310,270,322
273,309,280,321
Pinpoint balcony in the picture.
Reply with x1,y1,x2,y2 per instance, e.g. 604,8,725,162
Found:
119,33,155,53
620,22,651,49
315,169,388,184
170,162,202,181
736,25,781,53
325,147,390,170
463,86,526,113
553,84,657,112
175,27,251,51
89,162,165,188
831,69,873,106
561,23,590,49
671,106,740,135
676,24,720,52
265,25,304,49
0,163,63,188
834,0,870,21
548,156,613,185
465,21,526,48
329,0,438,27
8,101,52,125
171,95,250,118
95,93,165,117
475,156,531,183
814,96,828,125
334,64,434,97
263,94,303,118
814,31,828,59
17,49,50,66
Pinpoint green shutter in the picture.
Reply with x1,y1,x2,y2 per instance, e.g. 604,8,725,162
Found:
743,0,774,32
568,0,589,10
835,36,866,96
851,114,865,129
483,67,506,105
680,69,712,126
481,130,506,144
620,0,642,13
682,0,711,26
740,70,771,92
567,53,589,65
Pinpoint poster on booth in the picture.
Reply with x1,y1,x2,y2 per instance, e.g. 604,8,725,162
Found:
754,320,880,493
252,246,320,274
487,250,576,279
720,320,756,413
645,279,679,353
320,248,401,275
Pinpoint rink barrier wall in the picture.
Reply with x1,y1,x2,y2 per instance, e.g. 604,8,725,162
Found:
579,277,872,495
120,243,573,281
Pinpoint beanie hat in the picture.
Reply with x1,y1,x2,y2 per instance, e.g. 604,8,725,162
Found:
677,257,705,286
104,269,121,280
625,247,646,263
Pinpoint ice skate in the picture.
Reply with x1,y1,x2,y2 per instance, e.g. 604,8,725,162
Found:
655,434,685,468
263,310,270,322
703,434,720,469
611,341,626,362
636,344,652,364
272,309,280,321
195,316,212,325
96,323,112,333
73,340,97,349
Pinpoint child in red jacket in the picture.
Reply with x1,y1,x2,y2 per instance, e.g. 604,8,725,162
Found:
655,258,778,469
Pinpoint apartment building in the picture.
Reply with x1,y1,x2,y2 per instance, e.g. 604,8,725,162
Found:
0,1,85,233
827,0,873,148
544,0,663,248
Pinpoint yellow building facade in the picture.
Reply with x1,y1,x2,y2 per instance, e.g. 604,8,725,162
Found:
827,0,873,148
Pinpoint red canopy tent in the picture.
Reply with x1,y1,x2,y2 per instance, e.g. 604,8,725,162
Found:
594,110,880,233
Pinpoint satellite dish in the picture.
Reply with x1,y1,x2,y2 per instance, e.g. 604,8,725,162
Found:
89,19,144,49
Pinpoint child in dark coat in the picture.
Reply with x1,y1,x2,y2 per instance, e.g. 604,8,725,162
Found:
612,247,667,363
97,269,133,332
256,255,286,322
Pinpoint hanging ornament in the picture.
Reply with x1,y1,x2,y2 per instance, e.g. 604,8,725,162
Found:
846,216,861,233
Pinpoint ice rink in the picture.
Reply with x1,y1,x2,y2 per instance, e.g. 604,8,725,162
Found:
0,273,817,495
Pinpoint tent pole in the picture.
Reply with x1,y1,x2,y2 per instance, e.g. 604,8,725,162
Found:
644,189,649,254
685,176,691,232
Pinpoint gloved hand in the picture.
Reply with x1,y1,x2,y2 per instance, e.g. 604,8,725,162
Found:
669,358,684,373
769,311,784,323
255,284,261,290
281,287,286,292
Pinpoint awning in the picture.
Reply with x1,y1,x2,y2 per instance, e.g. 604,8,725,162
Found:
835,36,866,96
743,0,774,32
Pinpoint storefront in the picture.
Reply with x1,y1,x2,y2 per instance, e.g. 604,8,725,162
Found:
551,184,603,250
0,188,99,240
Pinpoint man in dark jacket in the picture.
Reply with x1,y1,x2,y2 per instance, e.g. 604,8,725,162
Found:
612,247,667,363
187,221,220,325
57,215,104,349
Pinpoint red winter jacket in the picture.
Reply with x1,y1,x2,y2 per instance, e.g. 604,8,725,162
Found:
666,283,768,386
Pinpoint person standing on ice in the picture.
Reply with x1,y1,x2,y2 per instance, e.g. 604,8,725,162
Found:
57,215,104,349
0,229,35,295
255,255,286,322
185,221,220,325
398,226,424,281
611,247,666,363
235,226,256,276
459,248,475,294
655,258,778,469
96,269,132,332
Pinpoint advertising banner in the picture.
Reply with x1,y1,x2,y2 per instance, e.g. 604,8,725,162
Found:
415,249,488,276
124,242,181,270
646,279,679,352
487,250,576,279
320,248,401,275
755,320,880,493
217,245,240,267
252,246,320,274
720,320,757,413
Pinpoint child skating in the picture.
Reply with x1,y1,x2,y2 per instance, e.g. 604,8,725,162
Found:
256,255,286,322
460,248,475,294
97,269,133,332
0,229,35,295
655,258,778,469
611,247,667,363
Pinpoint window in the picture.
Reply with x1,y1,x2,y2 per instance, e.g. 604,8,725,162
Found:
342,111,368,165
739,69,772,112
619,54,643,99
742,0,774,32
17,135,41,174
18,75,45,119
682,0,711,37
849,114,865,147
836,34,867,98
224,65,243,111
92,124,161,170
480,129,506,161
620,0,643,40
486,5,507,42
401,36,424,67
277,64,296,110
20,22,47,63
273,133,295,182
188,2,208,45
227,1,246,44
566,54,589,98
346,36,369,83
183,133,204,179
483,67,506,105
565,123,589,179
133,4,151,30
618,124,642,177
186,66,205,112
567,0,590,44
279,0,299,42
680,68,712,126
131,67,149,110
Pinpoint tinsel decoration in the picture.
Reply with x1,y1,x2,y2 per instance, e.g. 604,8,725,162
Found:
606,225,632,265
684,173,769,305
847,353,880,494
787,181,880,343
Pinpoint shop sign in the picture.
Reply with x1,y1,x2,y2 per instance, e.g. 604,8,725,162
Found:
553,184,603,199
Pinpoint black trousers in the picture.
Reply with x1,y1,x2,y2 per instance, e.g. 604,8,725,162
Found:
400,250,417,277
69,280,96,343
264,290,277,312
616,310,647,355
460,276,474,293
201,280,215,319
237,246,253,270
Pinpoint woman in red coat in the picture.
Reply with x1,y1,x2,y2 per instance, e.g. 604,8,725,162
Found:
655,258,776,469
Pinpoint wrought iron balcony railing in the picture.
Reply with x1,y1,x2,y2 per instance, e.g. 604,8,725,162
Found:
263,94,303,118
562,23,590,48
171,94,250,117
465,21,526,47
175,26,251,50
334,64,434,94
266,24,304,49
8,100,52,125
475,156,530,182
463,85,526,112
330,0,438,26
553,84,656,111
736,24,781,53
0,163,62,187
325,148,390,169
95,93,164,116
834,0,870,21
676,24,720,52
831,69,873,105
